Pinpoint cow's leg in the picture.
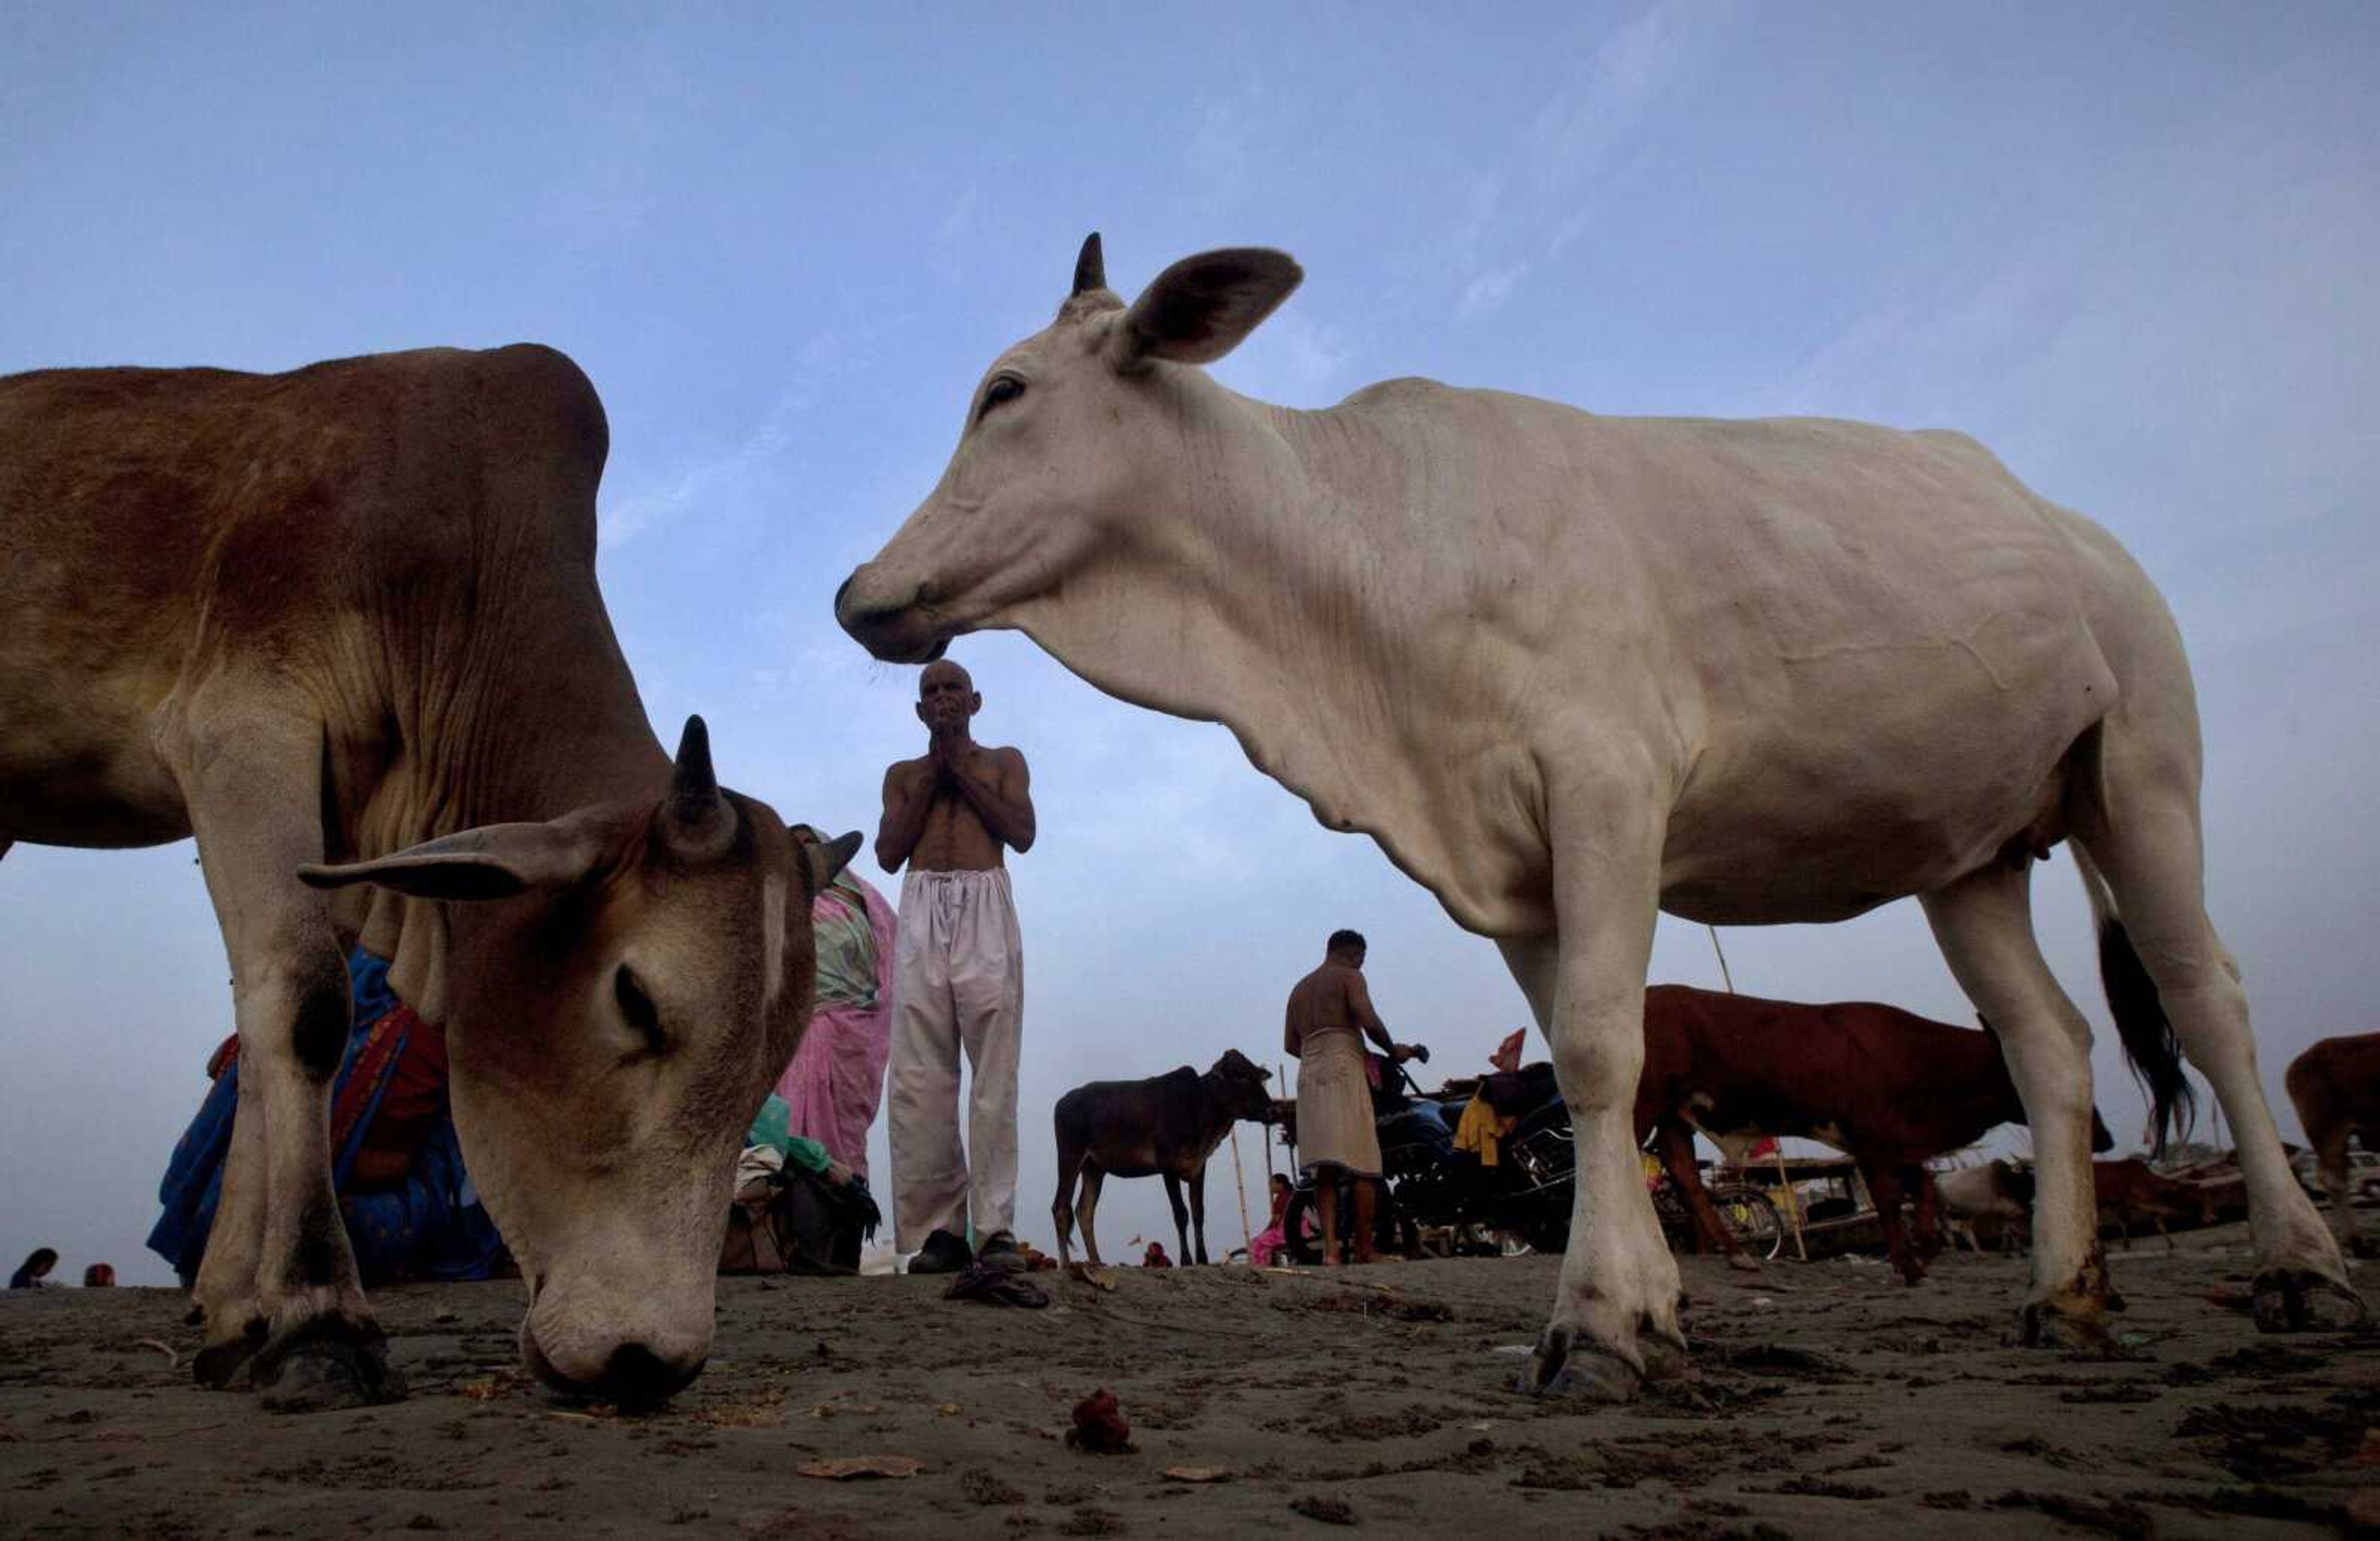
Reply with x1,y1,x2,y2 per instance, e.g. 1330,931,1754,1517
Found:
166,699,390,1408
1052,1137,1085,1271
2074,726,2358,1330
1161,1173,1191,1267
1862,1160,1924,1286
2307,1121,2366,1256
1187,1164,1210,1266
1656,1118,1751,1270
2157,1215,2175,1252
1923,860,2118,1349
1077,1165,1107,1268
1502,787,1675,1399
1911,1167,1944,1265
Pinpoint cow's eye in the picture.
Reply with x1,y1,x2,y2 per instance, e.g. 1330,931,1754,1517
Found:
979,375,1026,419
614,965,665,1055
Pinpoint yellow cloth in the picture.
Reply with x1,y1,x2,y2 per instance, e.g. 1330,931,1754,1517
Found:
1453,1094,1518,1167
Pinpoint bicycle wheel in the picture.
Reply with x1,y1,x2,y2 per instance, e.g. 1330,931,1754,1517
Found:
1280,1190,1324,1265
1712,1185,1786,1262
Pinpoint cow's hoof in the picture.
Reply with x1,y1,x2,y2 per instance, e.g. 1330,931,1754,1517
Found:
1637,1331,1692,1384
1726,1254,1761,1274
2006,1302,2127,1358
253,1316,403,1412
2252,1269,2368,1334
1517,1325,1642,1402
192,1315,266,1390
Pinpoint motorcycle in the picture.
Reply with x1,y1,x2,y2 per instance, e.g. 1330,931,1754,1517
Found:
1279,1054,1784,1264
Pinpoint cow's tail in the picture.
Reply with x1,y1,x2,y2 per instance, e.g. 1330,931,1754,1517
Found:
2072,844,2197,1159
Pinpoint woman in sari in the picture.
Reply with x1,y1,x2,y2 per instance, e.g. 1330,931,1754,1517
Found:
148,948,504,1287
775,829,899,1178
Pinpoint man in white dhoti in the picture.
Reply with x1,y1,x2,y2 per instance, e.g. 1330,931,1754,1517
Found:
1285,929,1424,1265
875,659,1037,1274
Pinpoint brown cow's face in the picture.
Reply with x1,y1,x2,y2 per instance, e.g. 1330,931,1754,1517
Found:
302,720,858,1404
1211,1048,1276,1122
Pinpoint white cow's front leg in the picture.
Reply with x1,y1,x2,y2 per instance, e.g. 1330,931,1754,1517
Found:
1499,793,1675,1399
1921,862,2117,1351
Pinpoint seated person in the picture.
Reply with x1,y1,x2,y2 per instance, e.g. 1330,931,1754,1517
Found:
148,948,505,1287
726,1094,881,1274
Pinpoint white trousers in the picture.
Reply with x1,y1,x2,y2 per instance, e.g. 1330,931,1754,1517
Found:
888,867,1023,1250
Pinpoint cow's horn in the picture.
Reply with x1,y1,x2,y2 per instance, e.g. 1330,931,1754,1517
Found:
665,715,734,859
1073,231,1105,295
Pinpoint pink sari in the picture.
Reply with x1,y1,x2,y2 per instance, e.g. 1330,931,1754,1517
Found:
774,873,898,1178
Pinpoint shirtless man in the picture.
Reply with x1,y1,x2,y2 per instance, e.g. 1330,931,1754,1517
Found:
1285,930,1424,1265
876,659,1037,1274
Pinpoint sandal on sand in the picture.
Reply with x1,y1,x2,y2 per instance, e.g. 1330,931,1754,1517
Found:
945,1261,1050,1309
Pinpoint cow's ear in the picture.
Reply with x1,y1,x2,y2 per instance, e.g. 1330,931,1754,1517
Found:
1116,248,1303,368
805,829,863,893
298,822,602,901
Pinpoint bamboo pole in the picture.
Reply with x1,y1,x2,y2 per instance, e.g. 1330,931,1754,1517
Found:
1775,1147,1809,1261
1706,924,1736,994
1229,1125,1254,1258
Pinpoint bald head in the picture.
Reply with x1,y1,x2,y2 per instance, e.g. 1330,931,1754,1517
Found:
920,659,974,695
917,658,981,735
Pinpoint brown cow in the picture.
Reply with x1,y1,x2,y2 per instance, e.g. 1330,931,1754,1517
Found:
2092,1157,2218,1250
1637,985,2113,1284
1,347,857,1408
1051,1050,1274,1268
2286,1033,2380,1256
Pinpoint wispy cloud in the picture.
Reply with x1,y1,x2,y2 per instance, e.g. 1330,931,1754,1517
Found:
601,393,798,546
1453,0,1732,319
1223,307,1355,405
598,333,847,545
1457,263,1528,320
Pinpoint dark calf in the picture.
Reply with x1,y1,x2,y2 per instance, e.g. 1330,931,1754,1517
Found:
1052,1050,1273,1269
1637,986,2113,1285
2094,1157,2219,1250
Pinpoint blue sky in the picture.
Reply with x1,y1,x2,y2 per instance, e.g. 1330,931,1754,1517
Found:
3,3,2375,1283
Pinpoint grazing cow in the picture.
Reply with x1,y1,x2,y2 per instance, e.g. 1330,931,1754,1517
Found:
1636,986,2113,1284
837,233,2356,1392
1937,1160,2033,1253
1052,1049,1274,1269
2286,1033,2380,1256
2092,1158,2218,1250
1,347,858,1408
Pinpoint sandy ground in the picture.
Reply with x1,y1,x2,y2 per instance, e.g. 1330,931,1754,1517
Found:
2,1222,2375,1539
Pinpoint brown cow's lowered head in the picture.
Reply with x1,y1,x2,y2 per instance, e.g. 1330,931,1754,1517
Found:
835,231,1303,663
1207,1048,1276,1123
301,718,860,1405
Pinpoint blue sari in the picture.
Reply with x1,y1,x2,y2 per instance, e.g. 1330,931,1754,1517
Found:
148,948,504,1285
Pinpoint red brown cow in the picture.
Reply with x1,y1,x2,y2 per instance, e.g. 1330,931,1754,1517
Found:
2092,1158,2218,1250
1637,985,2113,1284
2286,1033,2380,1256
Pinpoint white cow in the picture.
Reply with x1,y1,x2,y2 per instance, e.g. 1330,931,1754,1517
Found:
837,236,2358,1395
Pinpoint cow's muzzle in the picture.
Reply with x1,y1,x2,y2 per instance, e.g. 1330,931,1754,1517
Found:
522,1327,705,1409
834,567,950,663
